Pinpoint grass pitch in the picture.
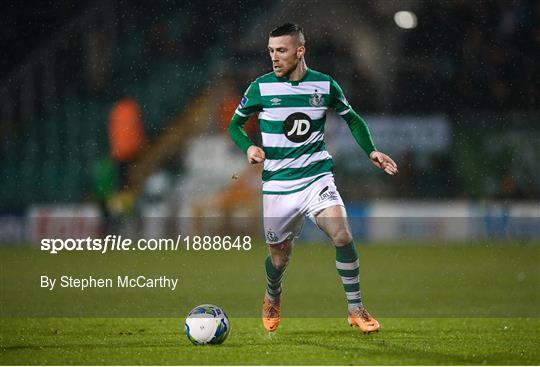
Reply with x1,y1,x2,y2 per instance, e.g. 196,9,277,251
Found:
1,242,539,364
1,317,539,365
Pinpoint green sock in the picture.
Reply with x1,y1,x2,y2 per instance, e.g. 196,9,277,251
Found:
335,242,363,312
265,256,285,302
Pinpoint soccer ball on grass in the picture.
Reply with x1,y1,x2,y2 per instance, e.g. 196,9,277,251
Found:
184,304,230,345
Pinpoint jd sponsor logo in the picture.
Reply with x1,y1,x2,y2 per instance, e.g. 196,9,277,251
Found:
284,112,312,143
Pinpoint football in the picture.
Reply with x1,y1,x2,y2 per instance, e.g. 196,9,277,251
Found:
184,304,230,345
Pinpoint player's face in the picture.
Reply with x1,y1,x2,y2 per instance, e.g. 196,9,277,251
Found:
268,35,304,78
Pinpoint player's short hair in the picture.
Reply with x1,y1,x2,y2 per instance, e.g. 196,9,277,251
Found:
269,23,305,45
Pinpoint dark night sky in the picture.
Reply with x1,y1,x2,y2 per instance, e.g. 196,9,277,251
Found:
0,1,88,79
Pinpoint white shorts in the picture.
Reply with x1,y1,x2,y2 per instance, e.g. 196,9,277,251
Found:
263,174,345,244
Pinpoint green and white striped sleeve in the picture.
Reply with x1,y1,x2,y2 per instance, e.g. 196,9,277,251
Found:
228,82,262,153
235,82,262,117
329,78,352,116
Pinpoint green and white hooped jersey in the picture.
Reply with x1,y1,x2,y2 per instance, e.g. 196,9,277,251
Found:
235,69,352,195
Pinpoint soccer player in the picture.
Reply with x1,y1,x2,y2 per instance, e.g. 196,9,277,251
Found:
227,23,398,333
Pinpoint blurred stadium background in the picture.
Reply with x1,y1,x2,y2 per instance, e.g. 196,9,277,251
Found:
0,0,539,242
1,2,539,364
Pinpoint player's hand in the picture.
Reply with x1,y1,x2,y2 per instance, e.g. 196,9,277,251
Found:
247,145,266,164
369,151,398,175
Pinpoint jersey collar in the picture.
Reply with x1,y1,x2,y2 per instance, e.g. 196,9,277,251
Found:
275,68,310,86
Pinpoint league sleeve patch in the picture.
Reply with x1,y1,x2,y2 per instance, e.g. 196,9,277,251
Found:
240,95,249,108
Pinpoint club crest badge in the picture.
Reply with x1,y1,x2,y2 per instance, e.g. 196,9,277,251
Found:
266,230,278,243
309,90,324,107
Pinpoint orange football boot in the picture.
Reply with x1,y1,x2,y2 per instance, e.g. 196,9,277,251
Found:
262,295,280,332
347,307,380,333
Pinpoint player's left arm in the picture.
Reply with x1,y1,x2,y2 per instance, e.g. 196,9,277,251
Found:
342,110,398,175
330,78,398,175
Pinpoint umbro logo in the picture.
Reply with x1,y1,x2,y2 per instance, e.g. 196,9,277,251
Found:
270,97,282,106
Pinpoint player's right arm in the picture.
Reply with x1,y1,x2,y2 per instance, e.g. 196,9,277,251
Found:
227,82,265,164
